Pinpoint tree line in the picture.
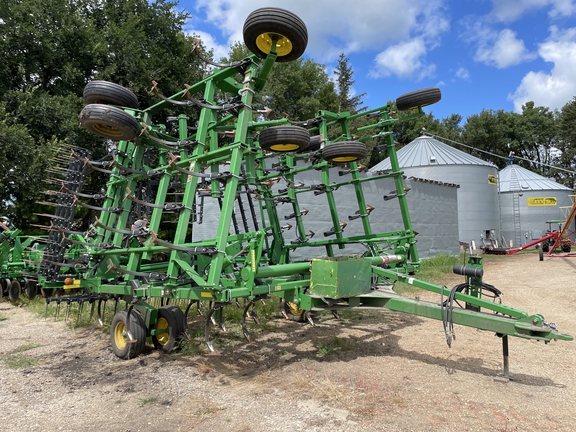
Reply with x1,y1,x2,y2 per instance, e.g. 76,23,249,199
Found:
1,0,575,233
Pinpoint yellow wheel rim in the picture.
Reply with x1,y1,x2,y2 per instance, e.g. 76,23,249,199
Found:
155,317,170,346
256,33,293,57
113,321,127,350
270,143,300,152
93,123,126,139
288,302,304,316
332,155,358,163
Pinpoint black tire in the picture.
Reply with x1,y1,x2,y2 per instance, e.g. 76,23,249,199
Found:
259,126,310,152
539,247,544,261
110,310,146,360
243,7,308,62
396,87,442,111
305,135,322,152
83,81,139,109
166,305,186,335
322,142,368,163
0,278,10,298
24,280,37,300
542,241,550,253
9,279,20,302
40,287,54,298
152,306,185,353
79,104,140,141
561,243,571,253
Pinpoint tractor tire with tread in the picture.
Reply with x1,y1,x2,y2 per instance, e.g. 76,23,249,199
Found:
9,279,20,302
322,142,368,163
259,126,310,152
152,306,185,353
83,81,139,109
110,309,146,359
396,87,442,111
80,104,140,141
243,7,308,62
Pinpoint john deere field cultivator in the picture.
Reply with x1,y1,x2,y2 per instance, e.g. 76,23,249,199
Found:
10,7,569,367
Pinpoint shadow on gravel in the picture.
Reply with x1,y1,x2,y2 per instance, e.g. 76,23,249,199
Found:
39,307,563,393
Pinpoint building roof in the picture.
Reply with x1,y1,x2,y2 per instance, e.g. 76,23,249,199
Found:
370,135,496,172
499,164,573,192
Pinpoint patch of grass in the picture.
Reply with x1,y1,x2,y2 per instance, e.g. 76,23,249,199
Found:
0,314,6,321
12,343,40,353
180,340,205,356
138,396,159,406
395,253,465,294
317,337,353,358
5,354,39,369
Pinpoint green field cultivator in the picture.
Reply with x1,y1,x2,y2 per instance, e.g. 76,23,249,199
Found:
0,218,44,301
21,7,570,373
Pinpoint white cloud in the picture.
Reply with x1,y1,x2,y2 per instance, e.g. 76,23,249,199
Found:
370,38,435,80
509,26,576,112
474,29,536,68
490,0,576,22
455,67,469,80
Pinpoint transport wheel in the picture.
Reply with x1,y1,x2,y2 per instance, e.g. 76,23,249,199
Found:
561,243,571,253
282,300,306,323
9,279,21,302
321,142,368,163
243,7,308,62
258,126,310,152
305,135,322,152
24,280,38,300
0,278,10,298
40,287,54,298
152,306,185,353
539,247,544,261
110,309,146,359
79,104,140,141
396,87,442,111
83,81,139,109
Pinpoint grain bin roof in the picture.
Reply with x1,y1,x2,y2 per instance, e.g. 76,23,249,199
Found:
499,164,573,192
370,136,496,172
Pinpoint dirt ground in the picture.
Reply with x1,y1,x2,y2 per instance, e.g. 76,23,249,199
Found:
0,252,574,432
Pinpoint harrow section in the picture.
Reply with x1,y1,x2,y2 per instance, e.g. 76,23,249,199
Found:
13,7,568,368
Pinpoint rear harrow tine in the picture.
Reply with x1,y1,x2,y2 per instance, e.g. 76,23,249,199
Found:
89,299,95,321
55,299,61,320
76,300,84,325
64,300,71,321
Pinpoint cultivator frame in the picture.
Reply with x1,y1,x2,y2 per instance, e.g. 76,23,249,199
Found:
10,7,568,365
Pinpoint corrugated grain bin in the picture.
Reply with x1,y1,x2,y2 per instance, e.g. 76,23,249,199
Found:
370,135,500,247
499,164,574,246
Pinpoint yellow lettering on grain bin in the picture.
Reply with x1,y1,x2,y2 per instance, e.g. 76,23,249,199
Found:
527,197,557,206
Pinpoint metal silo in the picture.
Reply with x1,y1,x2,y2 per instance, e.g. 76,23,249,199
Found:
370,135,500,248
499,164,574,247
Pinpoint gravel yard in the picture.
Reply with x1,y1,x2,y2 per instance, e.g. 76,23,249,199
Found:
0,252,574,431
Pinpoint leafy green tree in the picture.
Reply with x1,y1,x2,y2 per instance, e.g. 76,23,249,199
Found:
0,0,211,230
557,96,576,187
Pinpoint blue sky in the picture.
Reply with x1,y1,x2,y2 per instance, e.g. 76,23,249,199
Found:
179,0,576,123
